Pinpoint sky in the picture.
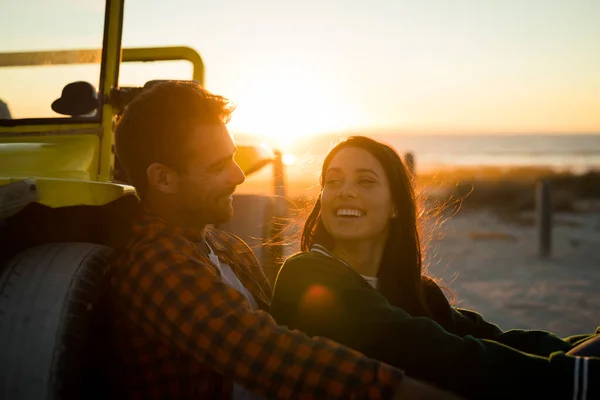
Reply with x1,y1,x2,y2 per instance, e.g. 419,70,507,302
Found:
2,0,599,144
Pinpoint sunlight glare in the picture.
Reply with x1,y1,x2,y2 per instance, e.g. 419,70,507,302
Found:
227,66,362,150
282,153,296,165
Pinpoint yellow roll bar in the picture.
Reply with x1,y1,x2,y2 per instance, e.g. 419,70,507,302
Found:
0,46,205,85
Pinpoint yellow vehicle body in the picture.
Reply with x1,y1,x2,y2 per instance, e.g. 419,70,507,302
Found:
0,0,275,209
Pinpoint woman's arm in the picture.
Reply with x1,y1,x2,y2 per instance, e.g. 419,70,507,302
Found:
420,277,504,339
272,253,600,400
423,274,586,357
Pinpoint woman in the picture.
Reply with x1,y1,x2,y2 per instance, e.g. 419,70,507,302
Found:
271,136,599,400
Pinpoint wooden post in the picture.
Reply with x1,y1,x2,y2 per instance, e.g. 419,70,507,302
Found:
269,150,288,281
273,150,286,200
536,179,552,258
404,152,415,176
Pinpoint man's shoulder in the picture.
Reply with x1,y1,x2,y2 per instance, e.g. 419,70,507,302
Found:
138,229,198,255
111,228,200,272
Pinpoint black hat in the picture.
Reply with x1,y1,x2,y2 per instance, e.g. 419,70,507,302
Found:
51,81,99,116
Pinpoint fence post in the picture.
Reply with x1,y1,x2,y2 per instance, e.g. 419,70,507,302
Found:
536,179,552,258
269,150,288,280
273,150,286,200
404,152,415,176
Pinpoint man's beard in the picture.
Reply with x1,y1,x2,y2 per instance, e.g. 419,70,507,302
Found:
181,197,233,227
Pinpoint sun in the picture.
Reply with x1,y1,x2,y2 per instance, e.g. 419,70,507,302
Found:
226,66,362,151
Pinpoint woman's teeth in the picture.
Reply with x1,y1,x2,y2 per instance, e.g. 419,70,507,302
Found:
336,208,364,217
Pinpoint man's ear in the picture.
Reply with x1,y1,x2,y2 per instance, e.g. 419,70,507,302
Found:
146,162,180,194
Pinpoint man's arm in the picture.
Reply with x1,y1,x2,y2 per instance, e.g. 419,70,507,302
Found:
117,240,407,400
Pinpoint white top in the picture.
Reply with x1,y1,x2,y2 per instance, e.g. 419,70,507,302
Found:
207,245,263,400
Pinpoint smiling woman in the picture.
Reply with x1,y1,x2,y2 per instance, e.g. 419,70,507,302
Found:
226,66,363,150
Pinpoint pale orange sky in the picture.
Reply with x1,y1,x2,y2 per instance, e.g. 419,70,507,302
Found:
2,0,600,147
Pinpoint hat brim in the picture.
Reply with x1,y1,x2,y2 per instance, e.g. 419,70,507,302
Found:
51,98,99,116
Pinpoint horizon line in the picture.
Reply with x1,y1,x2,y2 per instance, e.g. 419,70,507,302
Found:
232,130,600,138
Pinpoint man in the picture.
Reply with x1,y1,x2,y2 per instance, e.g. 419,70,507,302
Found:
110,80,462,399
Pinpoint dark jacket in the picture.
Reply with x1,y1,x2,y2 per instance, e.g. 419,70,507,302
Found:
271,249,600,400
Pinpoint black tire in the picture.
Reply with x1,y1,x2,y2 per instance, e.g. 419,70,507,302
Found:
0,243,112,400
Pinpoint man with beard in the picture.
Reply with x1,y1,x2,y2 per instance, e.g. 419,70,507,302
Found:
109,81,461,400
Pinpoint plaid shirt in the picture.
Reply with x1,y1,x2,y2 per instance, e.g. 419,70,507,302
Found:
108,209,404,399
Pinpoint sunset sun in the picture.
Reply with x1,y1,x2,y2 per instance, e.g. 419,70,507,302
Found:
226,66,362,151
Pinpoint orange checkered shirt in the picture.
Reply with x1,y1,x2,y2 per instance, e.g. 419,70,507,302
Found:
108,209,404,399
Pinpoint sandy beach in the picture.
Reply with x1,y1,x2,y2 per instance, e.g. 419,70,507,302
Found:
425,208,600,338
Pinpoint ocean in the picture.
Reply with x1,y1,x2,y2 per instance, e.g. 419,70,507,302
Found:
282,132,600,171
374,133,600,173
236,132,600,194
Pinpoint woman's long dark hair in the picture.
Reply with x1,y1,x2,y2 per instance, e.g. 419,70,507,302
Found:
300,136,432,317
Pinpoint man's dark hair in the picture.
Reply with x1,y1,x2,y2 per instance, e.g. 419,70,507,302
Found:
115,81,234,198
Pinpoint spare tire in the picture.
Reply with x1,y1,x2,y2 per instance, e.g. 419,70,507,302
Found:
0,243,112,400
